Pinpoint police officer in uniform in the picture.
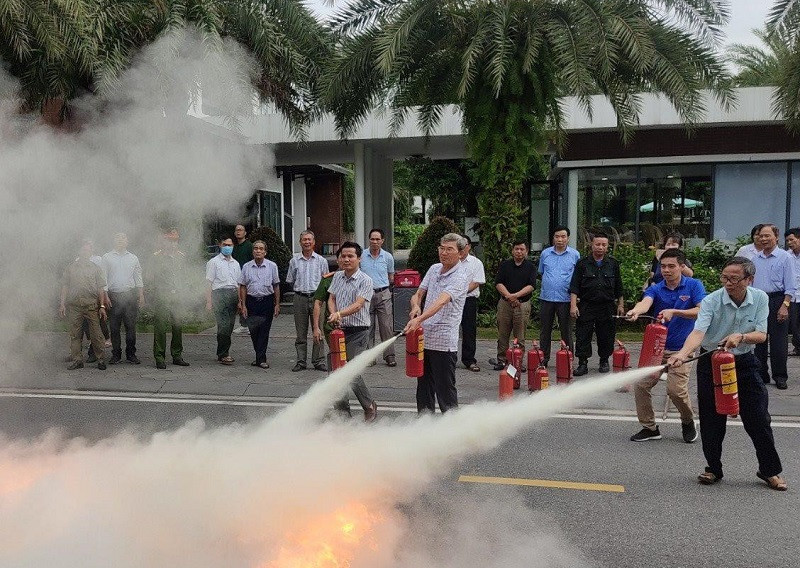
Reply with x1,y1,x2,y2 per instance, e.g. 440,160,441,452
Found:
569,231,624,375
150,228,191,369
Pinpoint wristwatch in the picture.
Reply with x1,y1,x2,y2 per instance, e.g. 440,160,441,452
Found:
99,305,106,309
783,300,791,307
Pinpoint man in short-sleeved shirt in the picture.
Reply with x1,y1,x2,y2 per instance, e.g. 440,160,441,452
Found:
360,228,396,366
328,242,377,421
668,256,785,489
404,233,469,413
459,235,486,371
238,240,280,368
205,237,242,364
494,240,537,369
538,226,580,366
625,249,705,443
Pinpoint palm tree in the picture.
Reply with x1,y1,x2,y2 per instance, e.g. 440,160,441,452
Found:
0,1,330,128
730,28,791,87
766,0,800,129
321,0,732,276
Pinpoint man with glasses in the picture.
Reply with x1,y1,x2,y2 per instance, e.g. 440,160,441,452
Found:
404,234,469,413
750,224,795,390
668,257,786,491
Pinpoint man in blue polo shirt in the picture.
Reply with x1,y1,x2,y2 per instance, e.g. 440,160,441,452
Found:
360,228,396,366
625,249,705,443
538,226,580,366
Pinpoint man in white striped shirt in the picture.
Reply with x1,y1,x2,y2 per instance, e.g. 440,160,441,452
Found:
404,233,469,413
328,241,377,422
205,236,242,365
287,230,329,372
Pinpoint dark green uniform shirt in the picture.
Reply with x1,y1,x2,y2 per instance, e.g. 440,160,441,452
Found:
232,240,253,268
313,274,335,343
149,250,188,304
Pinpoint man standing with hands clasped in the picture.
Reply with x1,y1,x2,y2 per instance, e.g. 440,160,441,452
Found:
238,240,280,369
667,257,786,491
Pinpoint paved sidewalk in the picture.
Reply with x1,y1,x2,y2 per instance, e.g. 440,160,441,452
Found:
4,316,800,418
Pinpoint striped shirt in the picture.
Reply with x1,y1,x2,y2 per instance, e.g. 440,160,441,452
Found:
328,269,374,327
238,259,280,297
287,252,328,294
102,250,143,292
205,254,242,290
420,262,469,352
461,254,486,298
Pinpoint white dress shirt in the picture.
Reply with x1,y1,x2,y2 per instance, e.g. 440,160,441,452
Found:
205,254,242,290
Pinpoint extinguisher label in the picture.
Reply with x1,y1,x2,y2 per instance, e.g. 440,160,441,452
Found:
417,335,424,360
542,377,549,389
720,362,737,395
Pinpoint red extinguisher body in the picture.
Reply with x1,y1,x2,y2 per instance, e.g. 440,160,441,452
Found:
556,340,573,384
527,342,544,372
612,341,631,372
506,338,524,390
711,350,739,416
405,328,424,378
638,322,668,368
330,328,347,372
499,369,514,400
529,365,549,391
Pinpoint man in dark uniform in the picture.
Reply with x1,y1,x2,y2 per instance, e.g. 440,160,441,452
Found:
569,231,624,375
150,228,191,369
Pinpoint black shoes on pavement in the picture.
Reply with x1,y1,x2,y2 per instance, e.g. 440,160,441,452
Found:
156,361,167,369
97,361,107,370
776,380,788,390
599,359,610,373
172,358,190,367
127,356,141,365
292,362,306,372
630,426,662,441
573,361,588,376
682,421,698,443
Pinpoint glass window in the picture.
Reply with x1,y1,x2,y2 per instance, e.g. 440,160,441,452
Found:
577,167,638,248
714,163,788,241
790,162,800,229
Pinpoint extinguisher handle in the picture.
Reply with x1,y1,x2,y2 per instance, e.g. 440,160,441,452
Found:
661,347,720,371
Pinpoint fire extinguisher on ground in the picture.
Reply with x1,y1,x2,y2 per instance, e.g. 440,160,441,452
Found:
330,328,347,372
556,340,573,384
506,338,524,390
499,368,514,400
613,340,632,392
527,341,545,391
405,328,424,378
529,365,549,391
712,350,739,416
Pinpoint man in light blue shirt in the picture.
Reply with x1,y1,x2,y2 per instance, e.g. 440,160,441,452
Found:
360,228,396,366
537,226,580,365
750,224,795,389
668,256,785,490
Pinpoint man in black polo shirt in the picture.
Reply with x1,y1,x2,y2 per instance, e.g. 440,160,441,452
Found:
570,231,624,375
493,240,537,370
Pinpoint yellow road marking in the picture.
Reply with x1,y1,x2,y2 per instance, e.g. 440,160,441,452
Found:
458,475,625,493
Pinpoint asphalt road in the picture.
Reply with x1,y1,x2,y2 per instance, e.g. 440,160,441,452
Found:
1,395,798,567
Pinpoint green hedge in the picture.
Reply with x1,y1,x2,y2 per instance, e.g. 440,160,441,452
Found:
394,223,426,249
407,216,460,275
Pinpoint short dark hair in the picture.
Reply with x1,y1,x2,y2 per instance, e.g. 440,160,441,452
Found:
218,235,234,244
368,228,385,239
760,224,779,238
724,256,756,278
336,241,363,257
591,231,609,241
785,228,800,239
461,234,473,247
512,239,528,249
662,232,684,248
552,225,570,237
660,248,686,265
750,224,764,240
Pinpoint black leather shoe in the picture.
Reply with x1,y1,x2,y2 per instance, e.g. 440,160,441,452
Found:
574,362,589,376
493,362,507,371
97,361,107,370
86,354,98,364
776,380,788,390
292,362,306,372
599,359,610,373
127,356,141,365
109,356,121,365
314,364,328,372
156,361,167,369
172,358,190,367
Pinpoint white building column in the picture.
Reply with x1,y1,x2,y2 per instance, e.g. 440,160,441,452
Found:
354,143,366,244
567,169,579,248
371,155,395,251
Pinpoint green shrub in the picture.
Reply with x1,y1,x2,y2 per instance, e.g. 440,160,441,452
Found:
249,226,293,291
407,216,460,275
394,223,426,249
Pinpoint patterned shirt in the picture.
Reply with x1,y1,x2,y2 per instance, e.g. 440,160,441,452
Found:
461,254,486,298
102,250,143,292
239,259,280,297
329,269,374,327
287,252,328,294
420,262,469,352
360,248,395,289
694,287,768,355
751,247,796,296
538,246,580,303
205,254,242,290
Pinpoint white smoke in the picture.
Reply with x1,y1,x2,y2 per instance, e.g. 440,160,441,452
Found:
0,28,272,366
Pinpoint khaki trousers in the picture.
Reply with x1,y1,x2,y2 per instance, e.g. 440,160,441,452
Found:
634,349,694,430
496,299,531,362
67,300,105,363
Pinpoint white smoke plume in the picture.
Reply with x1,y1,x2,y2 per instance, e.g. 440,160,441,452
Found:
0,28,272,366
0,349,653,567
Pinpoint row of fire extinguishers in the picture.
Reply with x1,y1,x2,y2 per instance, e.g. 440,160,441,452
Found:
328,327,426,378
499,316,741,418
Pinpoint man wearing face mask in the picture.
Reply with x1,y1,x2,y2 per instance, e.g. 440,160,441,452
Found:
206,236,242,365
150,228,190,369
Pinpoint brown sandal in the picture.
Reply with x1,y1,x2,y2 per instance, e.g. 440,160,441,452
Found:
757,471,788,491
697,471,721,485
219,356,234,365
468,363,481,372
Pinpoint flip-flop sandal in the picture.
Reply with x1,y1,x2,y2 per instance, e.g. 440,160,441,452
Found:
468,363,481,372
219,357,234,365
697,471,721,485
757,471,788,491
259,362,269,369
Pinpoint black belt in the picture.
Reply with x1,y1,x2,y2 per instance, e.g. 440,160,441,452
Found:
374,286,389,292
247,294,273,301
767,291,786,297
341,326,369,333
294,291,314,297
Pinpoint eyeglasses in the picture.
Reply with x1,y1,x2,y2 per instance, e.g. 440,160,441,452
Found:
719,275,745,284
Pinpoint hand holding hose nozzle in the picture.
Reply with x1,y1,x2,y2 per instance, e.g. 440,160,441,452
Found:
664,347,721,370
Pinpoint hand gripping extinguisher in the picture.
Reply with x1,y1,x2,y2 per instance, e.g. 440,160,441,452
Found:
506,338,524,390
499,368,514,400
330,328,347,372
638,321,668,368
711,350,739,416
556,340,573,384
405,328,424,378
613,341,631,372
529,365,549,392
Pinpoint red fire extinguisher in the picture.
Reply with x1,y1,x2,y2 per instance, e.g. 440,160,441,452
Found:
499,368,514,400
638,321,668,368
506,338,524,390
613,341,631,372
529,365,549,392
711,350,739,416
527,341,544,372
405,328,424,378
330,328,347,372
556,340,573,384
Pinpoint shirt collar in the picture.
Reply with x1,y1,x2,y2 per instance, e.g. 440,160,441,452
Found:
343,269,362,281
721,286,754,308
217,253,234,262
440,263,460,277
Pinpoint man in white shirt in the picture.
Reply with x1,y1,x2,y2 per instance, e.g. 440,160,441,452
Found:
102,233,144,364
205,236,242,365
734,224,764,260
458,235,485,372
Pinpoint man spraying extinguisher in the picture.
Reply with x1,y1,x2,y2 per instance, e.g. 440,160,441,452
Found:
667,257,787,491
625,249,706,444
